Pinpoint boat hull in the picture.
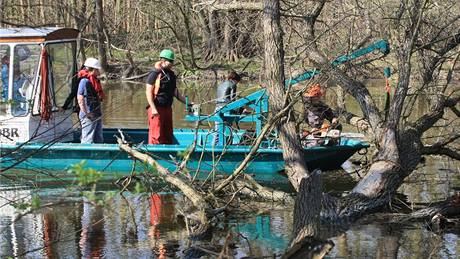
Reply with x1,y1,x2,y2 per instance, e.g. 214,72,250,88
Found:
0,128,368,183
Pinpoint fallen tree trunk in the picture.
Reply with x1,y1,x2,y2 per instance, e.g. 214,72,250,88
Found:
228,177,294,203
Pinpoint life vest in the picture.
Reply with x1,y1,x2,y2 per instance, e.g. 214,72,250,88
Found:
153,73,161,99
150,63,176,107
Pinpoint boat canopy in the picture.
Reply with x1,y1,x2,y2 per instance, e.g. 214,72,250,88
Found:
0,27,79,144
0,27,79,43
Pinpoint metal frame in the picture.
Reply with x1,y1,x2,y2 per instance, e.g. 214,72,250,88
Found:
185,40,390,145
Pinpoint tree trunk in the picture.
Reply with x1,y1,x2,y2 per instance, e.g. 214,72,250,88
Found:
95,0,108,72
39,0,46,25
297,1,435,222
181,1,199,69
262,0,309,192
0,0,3,26
73,0,87,64
20,0,26,24
223,13,237,62
262,0,324,252
336,86,346,111
292,170,322,244
223,13,232,61
204,9,218,61
26,0,32,25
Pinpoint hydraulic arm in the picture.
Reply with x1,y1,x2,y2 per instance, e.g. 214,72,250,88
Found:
185,39,390,144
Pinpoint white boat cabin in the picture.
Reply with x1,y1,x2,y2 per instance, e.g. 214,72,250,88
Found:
0,27,79,144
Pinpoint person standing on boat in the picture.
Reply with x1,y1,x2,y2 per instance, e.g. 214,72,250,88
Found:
214,70,242,145
1,55,9,101
302,84,341,136
77,58,104,144
146,49,190,144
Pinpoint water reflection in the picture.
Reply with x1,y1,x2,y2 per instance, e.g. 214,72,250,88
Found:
80,201,105,258
400,157,460,203
1,185,460,258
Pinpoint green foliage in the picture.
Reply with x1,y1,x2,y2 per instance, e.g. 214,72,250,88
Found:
82,189,118,207
134,182,146,194
104,191,117,201
10,195,41,211
181,167,190,176
12,201,29,210
30,195,41,210
68,161,102,186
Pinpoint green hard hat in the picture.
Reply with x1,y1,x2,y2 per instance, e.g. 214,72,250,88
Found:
159,49,175,61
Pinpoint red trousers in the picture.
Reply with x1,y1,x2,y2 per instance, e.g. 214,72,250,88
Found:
148,106,173,144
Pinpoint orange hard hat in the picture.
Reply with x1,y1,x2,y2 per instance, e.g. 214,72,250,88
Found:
304,84,323,97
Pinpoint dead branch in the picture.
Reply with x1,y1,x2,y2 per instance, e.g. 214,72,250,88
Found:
421,146,460,160
116,137,209,211
387,194,460,225
210,96,298,199
427,134,460,148
450,107,460,117
229,178,294,203
117,136,215,238
210,2,262,12
121,71,150,81
413,96,460,134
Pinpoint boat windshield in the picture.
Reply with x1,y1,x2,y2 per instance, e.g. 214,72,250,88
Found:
11,44,41,116
46,42,77,110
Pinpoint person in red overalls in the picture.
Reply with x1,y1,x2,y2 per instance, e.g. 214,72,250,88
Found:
145,49,192,144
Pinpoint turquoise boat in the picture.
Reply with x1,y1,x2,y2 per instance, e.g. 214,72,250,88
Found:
1,128,368,182
0,28,385,182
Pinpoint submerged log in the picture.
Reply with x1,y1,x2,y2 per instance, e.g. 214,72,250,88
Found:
387,193,460,224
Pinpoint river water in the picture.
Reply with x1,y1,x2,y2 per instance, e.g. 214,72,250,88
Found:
1,80,459,258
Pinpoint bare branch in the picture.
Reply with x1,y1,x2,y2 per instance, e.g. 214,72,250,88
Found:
421,146,460,160
387,0,429,129
117,137,209,211
210,2,262,11
450,107,460,117
413,96,460,133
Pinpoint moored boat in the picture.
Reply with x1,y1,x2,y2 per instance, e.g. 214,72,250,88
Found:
1,128,368,182
0,27,378,183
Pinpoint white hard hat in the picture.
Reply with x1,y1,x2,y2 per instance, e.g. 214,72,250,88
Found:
83,57,102,70
16,46,31,61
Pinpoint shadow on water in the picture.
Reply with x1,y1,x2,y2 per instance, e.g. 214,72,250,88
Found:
1,81,460,258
